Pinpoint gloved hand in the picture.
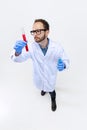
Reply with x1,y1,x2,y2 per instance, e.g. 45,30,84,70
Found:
13,40,27,54
57,58,66,71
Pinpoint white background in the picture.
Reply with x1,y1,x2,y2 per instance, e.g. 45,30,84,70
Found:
0,0,87,130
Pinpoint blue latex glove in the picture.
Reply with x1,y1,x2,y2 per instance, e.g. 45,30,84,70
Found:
57,58,66,71
13,40,27,54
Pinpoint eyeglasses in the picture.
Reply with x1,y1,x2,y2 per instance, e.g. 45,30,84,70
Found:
30,29,47,35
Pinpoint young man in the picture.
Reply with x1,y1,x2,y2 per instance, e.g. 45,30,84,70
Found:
11,19,69,111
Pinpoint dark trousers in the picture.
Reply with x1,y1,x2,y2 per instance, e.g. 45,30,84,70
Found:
49,90,56,101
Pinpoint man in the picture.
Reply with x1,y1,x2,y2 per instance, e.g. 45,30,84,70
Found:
11,19,69,111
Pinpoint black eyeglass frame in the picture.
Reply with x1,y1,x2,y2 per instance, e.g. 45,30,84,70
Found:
30,29,47,35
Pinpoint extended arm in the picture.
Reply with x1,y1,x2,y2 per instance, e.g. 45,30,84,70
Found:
11,40,31,62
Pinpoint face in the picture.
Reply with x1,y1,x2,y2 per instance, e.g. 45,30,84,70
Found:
31,22,49,43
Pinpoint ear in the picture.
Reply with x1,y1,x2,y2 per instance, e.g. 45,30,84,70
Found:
46,30,49,36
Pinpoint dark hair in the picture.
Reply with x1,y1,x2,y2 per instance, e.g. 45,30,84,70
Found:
34,19,49,30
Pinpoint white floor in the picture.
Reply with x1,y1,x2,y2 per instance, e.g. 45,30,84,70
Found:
0,59,87,130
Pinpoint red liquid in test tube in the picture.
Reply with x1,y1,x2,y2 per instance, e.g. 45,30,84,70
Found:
22,28,29,51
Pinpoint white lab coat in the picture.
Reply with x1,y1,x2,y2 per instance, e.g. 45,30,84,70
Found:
11,39,69,92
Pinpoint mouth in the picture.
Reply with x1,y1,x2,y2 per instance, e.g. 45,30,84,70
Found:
34,37,40,40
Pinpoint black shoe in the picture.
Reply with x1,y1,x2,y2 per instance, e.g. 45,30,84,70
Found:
41,90,46,96
51,99,57,111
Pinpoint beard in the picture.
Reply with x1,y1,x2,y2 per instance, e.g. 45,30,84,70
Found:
34,34,46,43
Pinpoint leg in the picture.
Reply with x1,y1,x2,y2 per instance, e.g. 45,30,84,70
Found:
49,90,57,111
